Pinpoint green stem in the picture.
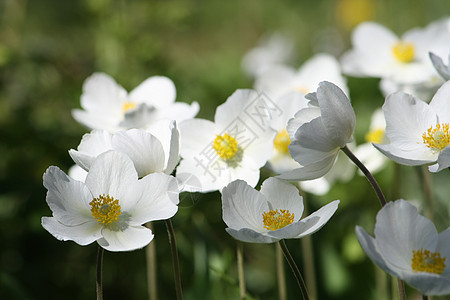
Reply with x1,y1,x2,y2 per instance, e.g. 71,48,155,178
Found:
397,278,406,300
96,246,104,300
145,222,158,300
165,218,183,300
420,166,434,222
236,241,246,300
276,243,287,300
279,240,309,300
341,146,386,207
422,295,429,300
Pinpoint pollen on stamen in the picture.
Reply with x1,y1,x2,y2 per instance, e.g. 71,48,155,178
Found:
392,41,415,63
274,129,291,154
365,128,385,144
90,194,122,225
122,101,138,113
213,133,238,160
411,248,446,274
422,123,450,152
262,209,294,231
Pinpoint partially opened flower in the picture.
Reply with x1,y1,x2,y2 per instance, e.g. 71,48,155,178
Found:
374,80,450,172
356,199,450,296
277,81,356,181
72,72,199,131
177,89,276,192
69,120,179,178
42,150,179,252
221,177,339,243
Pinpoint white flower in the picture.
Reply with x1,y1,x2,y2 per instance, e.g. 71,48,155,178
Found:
177,89,276,193
72,72,199,131
356,199,450,296
69,120,179,178
221,177,339,243
42,151,179,252
430,51,450,80
374,80,450,172
277,81,356,181
353,108,389,174
241,33,295,78
255,53,348,99
341,19,450,97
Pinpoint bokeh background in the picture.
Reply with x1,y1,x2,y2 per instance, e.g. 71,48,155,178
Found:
1,0,450,299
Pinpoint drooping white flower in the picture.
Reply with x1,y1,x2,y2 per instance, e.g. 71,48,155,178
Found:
255,53,348,99
42,151,179,252
69,120,179,178
353,108,389,174
356,199,450,296
177,89,276,193
341,19,450,97
72,72,199,131
221,177,339,243
374,80,450,172
277,81,356,181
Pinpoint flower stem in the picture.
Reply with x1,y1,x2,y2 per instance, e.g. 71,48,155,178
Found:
96,246,104,300
165,218,183,300
279,240,309,300
236,241,246,300
276,243,287,300
397,278,406,300
341,146,386,207
145,222,158,300
422,295,429,300
420,166,434,222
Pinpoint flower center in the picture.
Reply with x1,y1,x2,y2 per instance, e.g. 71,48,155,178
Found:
262,209,294,231
90,194,122,225
274,129,291,154
392,41,415,63
422,123,450,152
213,133,239,160
365,128,385,144
411,248,446,274
122,101,138,113
296,86,310,94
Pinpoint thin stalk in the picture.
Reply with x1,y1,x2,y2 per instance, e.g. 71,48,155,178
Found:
236,241,246,300
145,222,158,300
422,295,429,300
96,246,104,300
341,146,386,207
397,278,406,300
420,166,434,222
276,243,287,300
279,240,309,300
165,218,183,300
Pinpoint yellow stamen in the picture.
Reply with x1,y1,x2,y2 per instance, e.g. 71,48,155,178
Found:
274,129,291,154
90,194,122,225
296,86,310,94
122,101,137,113
213,133,238,160
392,41,415,63
411,248,446,274
365,128,385,144
422,123,450,152
262,209,294,231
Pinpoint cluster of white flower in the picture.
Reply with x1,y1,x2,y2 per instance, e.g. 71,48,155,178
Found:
42,17,450,297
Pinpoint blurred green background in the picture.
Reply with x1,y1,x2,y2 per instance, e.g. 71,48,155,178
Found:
1,0,450,299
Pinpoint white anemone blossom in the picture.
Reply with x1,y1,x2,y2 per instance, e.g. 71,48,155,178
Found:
42,151,179,252
374,80,450,172
221,177,339,243
341,19,450,98
177,89,276,193
69,120,179,178
356,199,450,296
72,72,199,131
277,81,356,181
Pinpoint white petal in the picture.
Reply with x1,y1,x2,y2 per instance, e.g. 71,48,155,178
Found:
277,152,337,181
401,273,450,296
374,143,436,166
179,118,216,156
260,178,303,221
112,129,165,177
295,200,339,238
316,81,355,146
429,80,450,122
214,89,259,128
43,166,93,225
254,65,296,98
126,173,179,224
225,228,278,243
153,101,200,123
221,180,269,232
72,109,121,131
429,147,450,172
286,107,321,140
165,121,181,174
128,76,176,109
42,217,102,246
267,217,319,240
98,225,154,252
69,130,114,171
375,200,438,271
293,117,337,153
